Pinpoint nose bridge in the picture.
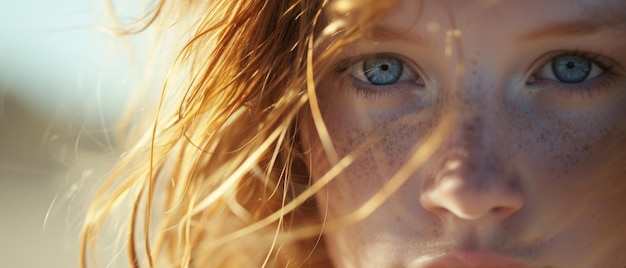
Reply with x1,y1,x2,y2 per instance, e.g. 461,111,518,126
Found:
447,61,507,171
445,78,494,174
439,102,498,193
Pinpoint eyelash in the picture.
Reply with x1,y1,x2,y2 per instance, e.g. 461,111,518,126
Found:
334,53,424,101
526,50,619,98
335,50,620,101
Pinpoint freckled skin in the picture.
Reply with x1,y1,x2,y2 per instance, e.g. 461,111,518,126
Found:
300,0,626,267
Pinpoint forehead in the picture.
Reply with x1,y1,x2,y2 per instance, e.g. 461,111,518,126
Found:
377,0,626,32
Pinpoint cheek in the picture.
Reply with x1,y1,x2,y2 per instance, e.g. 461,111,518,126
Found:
505,90,626,233
523,112,614,171
302,85,437,216
507,91,626,177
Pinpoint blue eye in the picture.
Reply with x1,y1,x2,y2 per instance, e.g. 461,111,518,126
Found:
551,56,591,83
534,54,604,84
348,55,419,86
363,57,403,85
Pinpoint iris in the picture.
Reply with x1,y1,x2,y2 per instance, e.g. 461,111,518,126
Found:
551,56,591,83
363,57,403,85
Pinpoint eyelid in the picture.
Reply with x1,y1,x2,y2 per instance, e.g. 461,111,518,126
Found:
335,53,418,73
530,50,619,78
332,52,427,102
525,50,624,99
335,52,425,87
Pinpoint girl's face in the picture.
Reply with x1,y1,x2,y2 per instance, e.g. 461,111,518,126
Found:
301,0,626,267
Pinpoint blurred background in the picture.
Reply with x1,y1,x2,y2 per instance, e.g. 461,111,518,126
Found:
0,1,147,267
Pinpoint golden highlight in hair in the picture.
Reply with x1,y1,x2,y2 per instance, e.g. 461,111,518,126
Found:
78,0,453,267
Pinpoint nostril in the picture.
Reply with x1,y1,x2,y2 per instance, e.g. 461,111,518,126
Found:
420,175,524,222
488,205,523,222
490,207,507,220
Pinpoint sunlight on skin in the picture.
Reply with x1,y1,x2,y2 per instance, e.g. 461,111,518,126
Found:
301,0,626,267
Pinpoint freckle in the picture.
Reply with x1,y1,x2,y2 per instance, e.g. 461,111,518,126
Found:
583,144,590,153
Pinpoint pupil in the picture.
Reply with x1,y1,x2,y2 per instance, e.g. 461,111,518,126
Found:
363,57,403,85
551,56,592,84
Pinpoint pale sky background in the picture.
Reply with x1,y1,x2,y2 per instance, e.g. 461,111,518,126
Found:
0,1,149,267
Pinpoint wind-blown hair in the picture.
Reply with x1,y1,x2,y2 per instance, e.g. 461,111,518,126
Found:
80,0,399,267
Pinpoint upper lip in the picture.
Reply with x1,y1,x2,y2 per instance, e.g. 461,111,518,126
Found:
409,250,530,268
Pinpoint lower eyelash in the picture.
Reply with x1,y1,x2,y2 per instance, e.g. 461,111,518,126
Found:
526,50,622,99
343,76,406,101
530,75,618,99
332,57,410,101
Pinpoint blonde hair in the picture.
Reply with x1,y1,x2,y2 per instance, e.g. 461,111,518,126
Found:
80,0,408,267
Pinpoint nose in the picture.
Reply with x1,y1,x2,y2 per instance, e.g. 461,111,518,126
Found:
420,117,524,222
420,161,523,221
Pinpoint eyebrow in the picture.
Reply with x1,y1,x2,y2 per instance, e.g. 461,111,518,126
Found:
519,5,626,41
367,25,428,46
518,21,606,41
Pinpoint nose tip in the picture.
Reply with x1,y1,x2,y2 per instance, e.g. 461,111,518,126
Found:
420,172,523,222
